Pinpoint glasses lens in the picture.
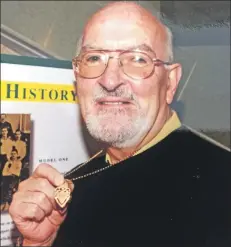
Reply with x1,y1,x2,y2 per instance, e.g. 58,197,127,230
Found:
120,52,153,79
78,52,107,78
75,51,154,79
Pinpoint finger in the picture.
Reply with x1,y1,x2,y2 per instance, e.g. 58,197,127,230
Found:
13,191,53,216
18,177,57,209
10,201,45,223
32,163,64,187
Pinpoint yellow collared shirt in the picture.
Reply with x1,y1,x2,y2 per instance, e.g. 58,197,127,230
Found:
13,140,27,160
2,159,22,177
106,111,181,164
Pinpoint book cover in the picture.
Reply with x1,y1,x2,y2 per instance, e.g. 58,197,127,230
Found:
1,56,100,246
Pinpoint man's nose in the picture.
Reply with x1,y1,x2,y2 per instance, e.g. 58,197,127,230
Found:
99,58,123,91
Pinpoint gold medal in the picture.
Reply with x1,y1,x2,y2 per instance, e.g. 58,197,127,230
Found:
54,179,72,208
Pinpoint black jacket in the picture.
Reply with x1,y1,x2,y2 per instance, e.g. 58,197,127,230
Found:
53,129,231,247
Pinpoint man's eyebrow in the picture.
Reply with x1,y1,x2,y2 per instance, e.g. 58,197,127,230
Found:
81,44,155,53
131,44,155,53
82,44,100,50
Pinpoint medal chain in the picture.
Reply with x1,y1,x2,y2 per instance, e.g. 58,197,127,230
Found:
64,149,104,181
63,123,154,181
63,148,140,181
54,127,154,210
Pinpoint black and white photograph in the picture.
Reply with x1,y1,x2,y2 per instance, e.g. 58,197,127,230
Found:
0,114,31,212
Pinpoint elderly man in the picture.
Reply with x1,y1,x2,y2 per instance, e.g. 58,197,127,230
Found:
9,2,230,247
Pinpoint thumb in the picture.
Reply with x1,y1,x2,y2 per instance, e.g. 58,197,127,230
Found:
66,179,75,192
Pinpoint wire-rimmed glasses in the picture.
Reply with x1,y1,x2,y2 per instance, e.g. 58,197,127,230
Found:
72,50,172,80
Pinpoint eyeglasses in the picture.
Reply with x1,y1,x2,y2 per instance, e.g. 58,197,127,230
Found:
72,50,172,80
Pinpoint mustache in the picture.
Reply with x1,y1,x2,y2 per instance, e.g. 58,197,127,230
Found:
93,86,136,102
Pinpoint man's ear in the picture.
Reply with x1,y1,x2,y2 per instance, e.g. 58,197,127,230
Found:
72,62,79,97
166,63,182,104
72,61,78,79
73,80,78,98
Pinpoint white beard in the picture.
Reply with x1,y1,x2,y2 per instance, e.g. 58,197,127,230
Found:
85,106,152,148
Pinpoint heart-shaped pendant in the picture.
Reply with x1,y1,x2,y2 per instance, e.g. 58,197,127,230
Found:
54,181,72,208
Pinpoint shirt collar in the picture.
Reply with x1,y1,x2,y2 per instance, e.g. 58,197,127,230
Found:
105,110,181,164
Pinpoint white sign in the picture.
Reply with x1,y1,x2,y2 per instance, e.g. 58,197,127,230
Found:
1,57,97,246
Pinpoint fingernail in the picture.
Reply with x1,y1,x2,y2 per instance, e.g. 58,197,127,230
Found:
66,179,74,191
55,175,64,186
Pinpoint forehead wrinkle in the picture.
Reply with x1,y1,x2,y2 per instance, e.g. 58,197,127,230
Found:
82,27,166,60
81,44,155,53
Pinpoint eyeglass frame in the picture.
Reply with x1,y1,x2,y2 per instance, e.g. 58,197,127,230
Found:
72,49,173,80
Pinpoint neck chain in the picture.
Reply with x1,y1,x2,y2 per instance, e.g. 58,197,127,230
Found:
54,123,154,209
54,113,171,208
64,146,140,181
54,147,141,209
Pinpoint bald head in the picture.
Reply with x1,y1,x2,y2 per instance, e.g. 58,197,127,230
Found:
87,2,164,30
76,1,173,62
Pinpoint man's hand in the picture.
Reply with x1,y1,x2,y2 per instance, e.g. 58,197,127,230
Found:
9,163,74,246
